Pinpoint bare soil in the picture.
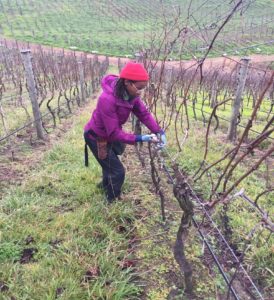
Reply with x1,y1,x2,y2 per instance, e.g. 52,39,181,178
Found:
0,104,90,198
2,38,274,72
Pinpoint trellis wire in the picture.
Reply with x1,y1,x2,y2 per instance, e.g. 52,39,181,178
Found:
159,148,265,299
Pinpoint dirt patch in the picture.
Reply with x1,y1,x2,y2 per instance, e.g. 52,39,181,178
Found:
82,267,100,283
3,38,274,72
0,166,23,188
0,281,9,292
19,248,38,264
49,239,63,249
25,236,35,245
53,203,75,214
0,102,97,198
55,287,65,298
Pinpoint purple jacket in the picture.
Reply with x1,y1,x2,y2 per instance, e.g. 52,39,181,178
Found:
84,75,161,144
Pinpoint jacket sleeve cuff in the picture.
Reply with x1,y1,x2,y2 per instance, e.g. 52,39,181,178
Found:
135,135,142,142
158,129,165,135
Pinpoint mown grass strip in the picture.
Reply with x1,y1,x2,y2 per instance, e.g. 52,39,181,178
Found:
0,108,141,300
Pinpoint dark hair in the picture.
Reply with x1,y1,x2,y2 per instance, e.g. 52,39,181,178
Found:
114,78,127,99
114,78,136,99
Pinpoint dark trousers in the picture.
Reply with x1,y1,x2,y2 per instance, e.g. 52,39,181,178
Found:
84,132,125,202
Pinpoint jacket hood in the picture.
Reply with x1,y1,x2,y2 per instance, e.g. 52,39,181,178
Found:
101,74,118,95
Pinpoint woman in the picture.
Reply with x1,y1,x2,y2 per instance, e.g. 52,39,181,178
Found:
84,62,166,203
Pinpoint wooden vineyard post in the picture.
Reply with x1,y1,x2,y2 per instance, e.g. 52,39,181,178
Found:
21,49,44,140
78,60,86,103
227,57,250,141
132,52,144,136
0,100,9,138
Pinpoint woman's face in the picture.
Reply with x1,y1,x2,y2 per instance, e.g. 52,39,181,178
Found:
125,80,148,97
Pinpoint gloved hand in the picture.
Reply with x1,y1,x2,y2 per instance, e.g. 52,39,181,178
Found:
135,134,159,142
157,130,167,149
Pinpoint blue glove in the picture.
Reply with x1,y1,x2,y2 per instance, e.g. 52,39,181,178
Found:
135,134,156,142
157,130,167,149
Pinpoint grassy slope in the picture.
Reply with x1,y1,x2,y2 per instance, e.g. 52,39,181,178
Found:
0,102,141,299
0,88,273,298
0,99,219,299
0,0,274,57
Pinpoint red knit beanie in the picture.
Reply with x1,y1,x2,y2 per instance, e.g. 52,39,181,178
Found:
120,62,149,81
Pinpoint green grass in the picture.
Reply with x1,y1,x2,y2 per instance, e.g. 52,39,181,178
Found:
0,107,141,299
0,0,274,58
0,85,81,138
186,93,273,138
0,98,220,299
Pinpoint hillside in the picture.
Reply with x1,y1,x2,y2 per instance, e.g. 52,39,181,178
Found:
0,1,273,298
